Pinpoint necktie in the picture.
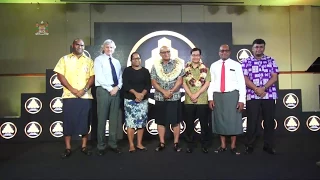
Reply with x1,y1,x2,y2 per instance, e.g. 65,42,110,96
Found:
220,61,225,92
109,57,118,87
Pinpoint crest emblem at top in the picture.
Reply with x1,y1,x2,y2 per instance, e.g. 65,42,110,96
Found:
35,21,49,35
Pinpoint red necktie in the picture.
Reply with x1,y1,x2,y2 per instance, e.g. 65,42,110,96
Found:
220,61,225,92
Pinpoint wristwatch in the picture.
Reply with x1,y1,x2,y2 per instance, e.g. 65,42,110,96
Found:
83,87,89,92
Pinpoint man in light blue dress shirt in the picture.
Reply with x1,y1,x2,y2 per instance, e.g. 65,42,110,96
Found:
94,39,123,155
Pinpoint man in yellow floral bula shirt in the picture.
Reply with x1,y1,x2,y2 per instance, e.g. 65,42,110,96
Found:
54,39,95,159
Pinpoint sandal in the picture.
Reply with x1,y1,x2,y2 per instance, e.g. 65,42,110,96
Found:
214,146,227,153
136,146,147,151
129,145,136,153
81,147,92,156
173,143,182,152
129,149,136,153
155,142,165,152
230,148,240,155
60,149,71,159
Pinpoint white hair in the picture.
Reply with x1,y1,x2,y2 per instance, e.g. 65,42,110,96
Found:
101,39,116,50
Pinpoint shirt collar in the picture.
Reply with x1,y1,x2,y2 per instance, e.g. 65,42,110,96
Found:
219,58,231,62
190,62,202,69
251,55,266,61
70,53,86,59
103,53,112,59
161,59,173,64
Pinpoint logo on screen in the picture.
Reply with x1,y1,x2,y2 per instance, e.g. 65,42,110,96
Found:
0,122,17,139
242,117,247,132
146,119,158,135
50,97,63,113
25,97,42,114
105,120,109,136
306,115,320,132
284,116,300,132
236,49,252,63
261,119,278,130
170,121,186,134
50,121,63,138
194,119,201,134
50,73,63,90
283,93,299,109
25,121,42,138
127,30,198,105
122,123,137,135
78,125,91,137
84,50,91,59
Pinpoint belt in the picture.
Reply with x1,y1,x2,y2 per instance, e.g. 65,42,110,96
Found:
96,85,117,88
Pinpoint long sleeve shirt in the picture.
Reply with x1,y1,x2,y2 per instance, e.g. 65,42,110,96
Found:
94,54,123,92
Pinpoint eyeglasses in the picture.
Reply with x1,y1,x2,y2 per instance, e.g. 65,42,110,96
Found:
160,51,170,54
219,50,230,53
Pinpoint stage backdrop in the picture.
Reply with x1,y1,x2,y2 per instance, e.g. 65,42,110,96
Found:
90,23,253,69
1,22,319,143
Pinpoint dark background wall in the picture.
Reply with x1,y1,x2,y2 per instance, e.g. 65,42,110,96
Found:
0,4,319,117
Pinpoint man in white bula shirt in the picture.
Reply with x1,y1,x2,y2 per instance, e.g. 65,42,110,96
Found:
208,44,246,155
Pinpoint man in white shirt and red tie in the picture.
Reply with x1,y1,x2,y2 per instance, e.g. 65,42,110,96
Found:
208,44,246,155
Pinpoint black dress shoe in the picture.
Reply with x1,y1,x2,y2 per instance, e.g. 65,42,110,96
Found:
97,149,106,156
81,147,92,156
60,149,71,159
245,146,254,154
110,147,122,154
186,148,193,153
202,147,209,153
263,146,276,155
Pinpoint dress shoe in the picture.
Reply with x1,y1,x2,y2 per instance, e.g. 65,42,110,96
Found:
60,149,71,159
201,147,209,153
97,149,106,156
186,148,193,153
244,146,253,154
110,147,122,154
263,146,276,155
81,147,92,156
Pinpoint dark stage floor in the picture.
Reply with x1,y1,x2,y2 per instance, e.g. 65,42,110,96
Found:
1,134,320,180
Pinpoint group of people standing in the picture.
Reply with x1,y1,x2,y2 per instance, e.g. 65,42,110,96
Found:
54,38,279,159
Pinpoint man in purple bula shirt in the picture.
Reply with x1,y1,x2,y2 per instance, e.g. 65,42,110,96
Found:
241,39,279,155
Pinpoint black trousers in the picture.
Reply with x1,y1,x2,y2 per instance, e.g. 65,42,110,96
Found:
184,104,210,148
246,99,276,148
